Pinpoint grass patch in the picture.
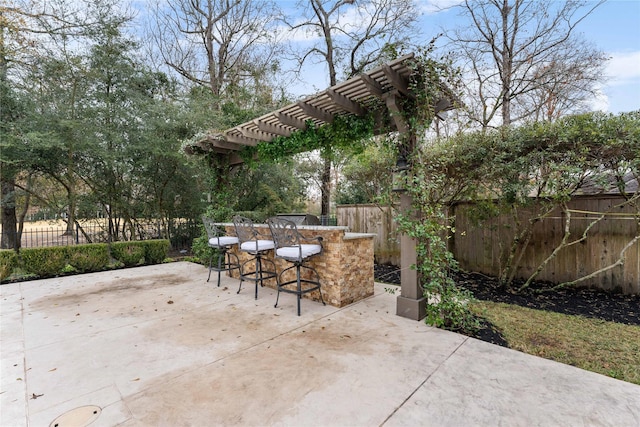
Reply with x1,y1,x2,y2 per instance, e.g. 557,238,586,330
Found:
471,301,640,385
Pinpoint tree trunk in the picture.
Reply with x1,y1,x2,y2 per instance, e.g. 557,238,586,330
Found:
501,0,512,126
320,154,331,218
1,180,19,250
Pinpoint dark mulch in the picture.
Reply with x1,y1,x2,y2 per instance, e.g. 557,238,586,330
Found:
374,264,640,346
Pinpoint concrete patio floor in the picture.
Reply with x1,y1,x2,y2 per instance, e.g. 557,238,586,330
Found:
1,262,639,427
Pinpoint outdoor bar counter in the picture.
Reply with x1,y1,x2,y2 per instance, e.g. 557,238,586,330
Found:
219,224,376,307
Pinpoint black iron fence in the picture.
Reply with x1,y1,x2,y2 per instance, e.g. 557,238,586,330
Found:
3,219,201,251
319,215,337,226
3,216,337,252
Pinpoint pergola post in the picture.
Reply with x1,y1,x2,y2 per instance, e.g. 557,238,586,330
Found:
396,192,426,320
384,91,426,320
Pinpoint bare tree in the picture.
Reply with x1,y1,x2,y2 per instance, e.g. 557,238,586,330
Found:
285,0,419,217
147,0,282,100
446,0,607,128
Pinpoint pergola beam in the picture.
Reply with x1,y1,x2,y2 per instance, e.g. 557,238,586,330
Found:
297,101,335,123
205,138,244,152
253,120,293,137
240,128,275,142
276,112,308,130
383,65,412,98
327,88,366,116
224,133,260,146
360,73,384,96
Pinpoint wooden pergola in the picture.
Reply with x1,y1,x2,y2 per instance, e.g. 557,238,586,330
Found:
189,53,453,320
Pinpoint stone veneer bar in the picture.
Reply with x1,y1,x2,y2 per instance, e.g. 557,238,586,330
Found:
218,224,375,308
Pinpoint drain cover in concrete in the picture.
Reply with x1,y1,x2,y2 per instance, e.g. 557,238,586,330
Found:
50,405,101,427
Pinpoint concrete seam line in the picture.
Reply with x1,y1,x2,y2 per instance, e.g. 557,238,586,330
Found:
379,336,470,426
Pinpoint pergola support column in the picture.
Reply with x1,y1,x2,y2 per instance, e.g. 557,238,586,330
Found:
384,91,426,321
395,193,426,320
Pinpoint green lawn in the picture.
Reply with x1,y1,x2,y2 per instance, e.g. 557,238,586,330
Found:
470,301,640,385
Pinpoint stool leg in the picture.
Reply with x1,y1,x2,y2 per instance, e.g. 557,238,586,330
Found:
254,256,261,300
216,250,224,287
237,263,244,294
296,265,302,316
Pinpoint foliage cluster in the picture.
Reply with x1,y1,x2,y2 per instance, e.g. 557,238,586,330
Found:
2,2,281,251
391,111,638,330
406,111,639,300
0,240,169,281
335,141,396,205
396,160,480,334
247,114,376,164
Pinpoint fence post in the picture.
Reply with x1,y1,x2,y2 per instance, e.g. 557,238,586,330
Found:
76,223,80,244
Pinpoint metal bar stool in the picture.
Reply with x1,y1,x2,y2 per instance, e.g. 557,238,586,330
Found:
202,216,240,287
266,217,326,316
232,215,278,299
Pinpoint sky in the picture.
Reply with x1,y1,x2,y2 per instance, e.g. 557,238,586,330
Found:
577,0,640,113
284,0,640,114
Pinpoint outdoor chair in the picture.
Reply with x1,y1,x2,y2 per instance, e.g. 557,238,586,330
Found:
202,216,240,287
266,217,326,316
232,215,278,299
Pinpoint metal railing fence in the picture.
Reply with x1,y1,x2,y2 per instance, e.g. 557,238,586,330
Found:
2,219,201,251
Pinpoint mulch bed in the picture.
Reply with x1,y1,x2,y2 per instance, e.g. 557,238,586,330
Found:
374,264,640,346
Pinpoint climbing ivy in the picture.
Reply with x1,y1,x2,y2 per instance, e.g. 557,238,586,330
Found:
240,110,378,164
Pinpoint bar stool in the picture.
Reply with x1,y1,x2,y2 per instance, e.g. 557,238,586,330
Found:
202,216,240,287
266,217,326,316
232,215,278,299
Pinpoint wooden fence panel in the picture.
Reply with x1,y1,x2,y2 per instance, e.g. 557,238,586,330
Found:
338,198,639,294
336,205,399,265
453,197,639,293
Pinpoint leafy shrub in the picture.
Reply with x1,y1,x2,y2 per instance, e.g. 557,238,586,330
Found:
110,242,146,267
424,284,481,334
20,247,68,277
67,244,110,272
144,239,170,264
191,232,211,265
0,250,18,281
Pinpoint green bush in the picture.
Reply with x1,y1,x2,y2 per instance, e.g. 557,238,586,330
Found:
143,239,170,264
110,241,146,267
191,232,211,265
0,250,18,281
67,244,110,272
20,247,68,277
2,240,171,282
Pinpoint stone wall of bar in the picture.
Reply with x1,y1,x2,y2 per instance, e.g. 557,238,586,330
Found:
221,224,375,308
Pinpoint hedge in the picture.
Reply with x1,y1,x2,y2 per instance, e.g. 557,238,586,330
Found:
110,241,147,267
0,239,170,282
68,244,110,272
0,250,18,281
21,246,68,277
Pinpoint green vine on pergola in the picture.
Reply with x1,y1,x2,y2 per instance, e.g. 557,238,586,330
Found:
237,49,459,166
239,112,379,165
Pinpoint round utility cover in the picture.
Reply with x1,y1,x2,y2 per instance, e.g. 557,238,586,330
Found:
50,405,101,427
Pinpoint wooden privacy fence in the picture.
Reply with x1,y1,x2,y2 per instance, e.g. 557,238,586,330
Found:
336,204,400,265
337,199,639,294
